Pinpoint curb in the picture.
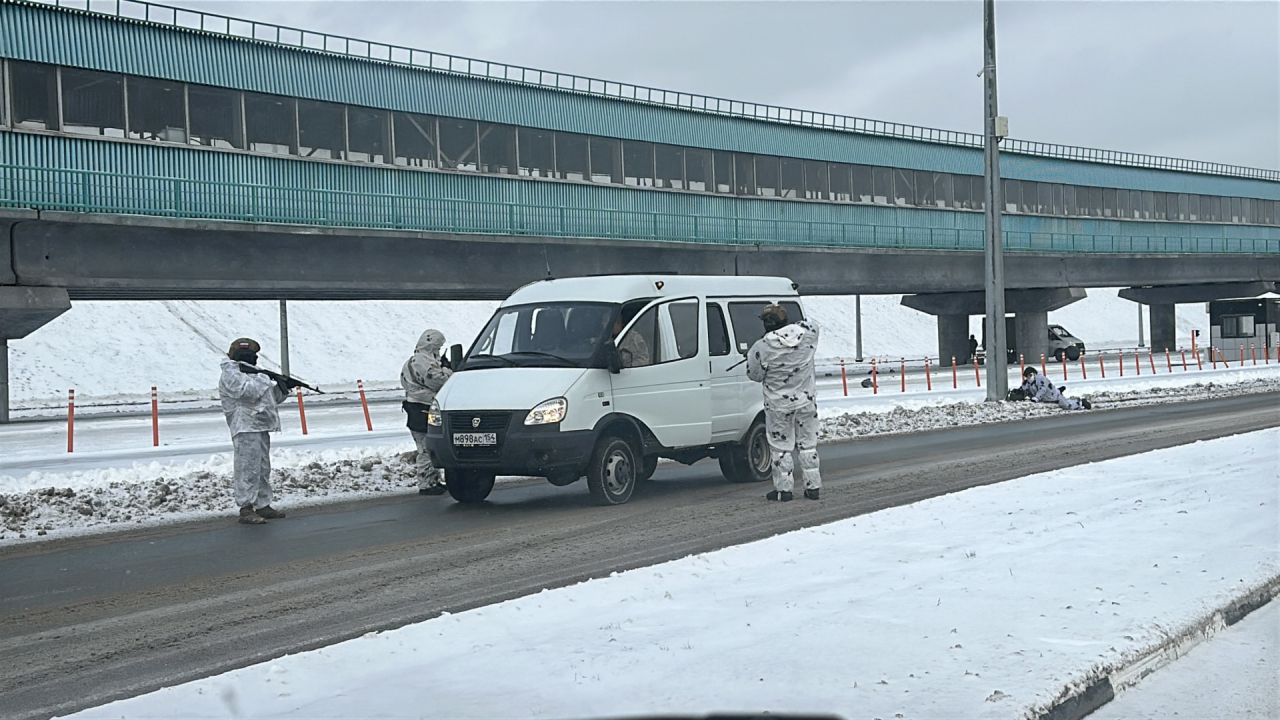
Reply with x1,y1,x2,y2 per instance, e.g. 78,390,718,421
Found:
1036,574,1280,720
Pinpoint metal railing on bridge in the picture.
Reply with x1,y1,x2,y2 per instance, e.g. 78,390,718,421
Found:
2,164,1277,254
21,0,1280,183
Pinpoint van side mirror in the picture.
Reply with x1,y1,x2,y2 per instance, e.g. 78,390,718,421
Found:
738,342,749,356
604,338,622,374
449,344,464,370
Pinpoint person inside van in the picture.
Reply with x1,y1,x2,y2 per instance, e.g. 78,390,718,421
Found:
612,315,651,368
746,303,822,502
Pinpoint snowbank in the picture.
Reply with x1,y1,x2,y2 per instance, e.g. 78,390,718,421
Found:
58,428,1280,720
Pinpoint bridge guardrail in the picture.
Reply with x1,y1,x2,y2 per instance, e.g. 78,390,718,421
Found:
18,0,1280,183
1,163,1277,254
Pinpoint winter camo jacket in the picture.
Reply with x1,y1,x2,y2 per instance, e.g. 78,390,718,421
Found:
746,320,820,412
1020,373,1062,403
218,356,287,436
402,329,453,405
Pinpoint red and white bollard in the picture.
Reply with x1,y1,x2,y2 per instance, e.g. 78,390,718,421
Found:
925,358,932,391
1180,349,1188,372
1080,351,1087,380
1062,354,1068,381
1040,353,1047,378
1147,351,1156,375
1019,354,1026,377
840,360,848,397
1134,350,1142,376
67,389,75,454
151,386,159,447
1099,353,1106,379
952,356,958,389
1119,350,1125,376
1210,346,1217,369
900,358,906,393
872,361,879,394
974,358,981,387
357,380,373,431
1251,345,1257,366
297,387,309,435
1165,350,1172,373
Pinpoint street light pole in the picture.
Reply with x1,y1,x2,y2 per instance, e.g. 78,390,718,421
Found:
982,0,1008,401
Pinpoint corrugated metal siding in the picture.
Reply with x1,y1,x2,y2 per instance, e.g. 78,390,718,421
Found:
3,131,1278,254
7,1,1278,199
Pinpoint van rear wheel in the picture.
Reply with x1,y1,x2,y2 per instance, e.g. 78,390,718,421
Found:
445,469,495,503
1054,348,1066,363
720,419,772,483
586,436,637,505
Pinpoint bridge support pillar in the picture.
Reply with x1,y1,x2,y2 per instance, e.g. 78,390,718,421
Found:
0,287,72,423
1148,304,1176,353
937,314,971,366
1012,311,1049,365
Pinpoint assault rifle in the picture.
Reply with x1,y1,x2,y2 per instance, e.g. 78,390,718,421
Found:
238,362,324,394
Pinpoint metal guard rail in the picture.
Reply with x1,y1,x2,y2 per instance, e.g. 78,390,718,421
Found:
17,0,1280,183
1,164,1276,254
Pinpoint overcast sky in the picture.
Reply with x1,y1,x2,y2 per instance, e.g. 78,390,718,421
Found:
178,1,1279,170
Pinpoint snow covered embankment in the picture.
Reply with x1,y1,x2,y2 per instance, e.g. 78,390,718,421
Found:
3,377,1277,544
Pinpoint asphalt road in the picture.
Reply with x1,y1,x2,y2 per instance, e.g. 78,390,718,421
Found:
1,392,1277,720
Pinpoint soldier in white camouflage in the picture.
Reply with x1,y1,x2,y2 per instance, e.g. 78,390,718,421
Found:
401,329,454,494
746,304,823,501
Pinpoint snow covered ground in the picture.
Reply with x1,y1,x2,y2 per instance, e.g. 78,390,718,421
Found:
4,367,1277,544
6,289,1210,410
57,428,1280,720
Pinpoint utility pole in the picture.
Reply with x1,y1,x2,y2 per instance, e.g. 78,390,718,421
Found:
982,0,1008,401
855,294,864,362
1137,304,1146,347
279,299,291,377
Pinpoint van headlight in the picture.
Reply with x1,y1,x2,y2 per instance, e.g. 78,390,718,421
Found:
525,397,567,425
427,399,442,427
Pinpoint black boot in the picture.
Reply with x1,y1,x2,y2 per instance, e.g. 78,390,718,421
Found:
238,505,266,525
804,488,820,500
256,505,286,519
419,485,447,495
766,490,793,502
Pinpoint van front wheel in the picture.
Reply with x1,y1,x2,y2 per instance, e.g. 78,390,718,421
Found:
586,437,637,505
719,419,772,483
445,469,495,504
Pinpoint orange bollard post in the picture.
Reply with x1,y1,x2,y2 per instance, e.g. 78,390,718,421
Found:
151,386,159,447
1180,349,1188,372
1040,354,1047,378
925,358,933,391
840,360,848,397
357,380,373,431
1062,354,1068,381
1099,353,1106,379
1135,350,1142,376
1194,348,1202,370
1239,346,1245,366
296,387,309,435
901,359,906,393
974,358,981,387
1250,345,1256,366
1019,354,1026,377
1221,348,1229,366
1165,350,1172,373
1119,350,1124,376
1080,351,1087,380
67,389,75,453
872,361,878,394
952,356,958,389
1148,351,1156,374
1210,346,1217,369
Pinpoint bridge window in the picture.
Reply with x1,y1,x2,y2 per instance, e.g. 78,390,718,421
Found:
554,132,586,180
914,170,934,207
126,77,186,142
8,61,59,130
590,137,621,183
684,148,711,192
298,100,346,159
713,151,733,194
393,112,438,168
622,141,655,187
931,173,952,209
779,158,804,199
1051,184,1064,215
1187,194,1200,221
805,161,828,200
1102,188,1117,218
655,144,684,189
1037,183,1052,215
953,173,972,209
829,163,852,202
514,128,552,177
1230,197,1242,223
1176,194,1188,221
347,107,389,163
871,167,891,204
61,68,124,138
755,156,779,197
734,154,755,195
849,165,871,203
1154,192,1169,220
478,123,517,175
439,119,478,171
188,84,243,149
893,169,914,206
244,93,295,155
1003,179,1020,213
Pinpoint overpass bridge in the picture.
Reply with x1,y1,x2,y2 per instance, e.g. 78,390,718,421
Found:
1,0,1278,417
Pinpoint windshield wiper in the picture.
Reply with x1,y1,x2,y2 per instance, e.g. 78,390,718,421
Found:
502,351,579,367
464,354,517,368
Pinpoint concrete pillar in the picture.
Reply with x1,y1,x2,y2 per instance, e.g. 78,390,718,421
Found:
1149,303,1176,353
937,314,971,365
1013,311,1048,365
0,287,73,423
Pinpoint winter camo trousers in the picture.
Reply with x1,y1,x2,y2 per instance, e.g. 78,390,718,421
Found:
1057,396,1084,411
410,431,444,489
765,402,821,493
232,431,273,510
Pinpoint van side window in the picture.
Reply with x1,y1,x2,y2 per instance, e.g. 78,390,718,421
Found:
728,301,804,351
618,306,656,367
664,299,699,361
707,303,730,356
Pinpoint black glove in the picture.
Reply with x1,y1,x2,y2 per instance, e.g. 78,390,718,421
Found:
276,379,290,395
440,352,452,370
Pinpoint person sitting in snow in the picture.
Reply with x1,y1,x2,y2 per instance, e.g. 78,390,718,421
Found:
747,303,822,502
219,338,292,525
1017,366,1091,410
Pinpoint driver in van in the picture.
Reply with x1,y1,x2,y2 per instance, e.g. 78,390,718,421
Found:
612,315,650,368
746,304,823,502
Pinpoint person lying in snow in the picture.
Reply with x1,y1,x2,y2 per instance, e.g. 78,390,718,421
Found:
1013,366,1091,410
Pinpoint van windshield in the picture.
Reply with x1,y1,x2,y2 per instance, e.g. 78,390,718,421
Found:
463,302,620,370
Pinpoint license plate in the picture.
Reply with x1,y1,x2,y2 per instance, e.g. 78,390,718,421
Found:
453,432,497,447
